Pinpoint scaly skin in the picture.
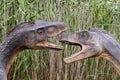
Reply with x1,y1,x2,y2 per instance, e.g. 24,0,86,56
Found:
60,28,120,76
0,20,67,80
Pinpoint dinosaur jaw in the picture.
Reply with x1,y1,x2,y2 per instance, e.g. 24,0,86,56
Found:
35,40,63,50
60,40,97,63
64,44,92,63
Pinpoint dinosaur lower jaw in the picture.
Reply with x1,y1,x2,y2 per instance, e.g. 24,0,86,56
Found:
61,41,97,63
64,44,91,63
35,40,63,50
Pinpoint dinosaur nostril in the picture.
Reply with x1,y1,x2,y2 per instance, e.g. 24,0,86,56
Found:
57,23,67,31
59,24,65,30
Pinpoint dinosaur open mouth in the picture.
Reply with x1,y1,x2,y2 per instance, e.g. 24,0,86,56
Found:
36,40,63,50
60,40,93,63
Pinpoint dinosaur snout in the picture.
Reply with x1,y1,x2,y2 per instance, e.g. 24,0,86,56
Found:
59,33,69,42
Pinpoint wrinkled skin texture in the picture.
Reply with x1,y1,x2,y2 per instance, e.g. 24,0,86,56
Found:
0,20,67,80
60,28,120,76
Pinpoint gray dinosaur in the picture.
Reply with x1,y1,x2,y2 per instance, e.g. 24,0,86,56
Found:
60,28,120,75
0,20,66,80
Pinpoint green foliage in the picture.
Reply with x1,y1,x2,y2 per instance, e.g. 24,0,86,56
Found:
1,0,120,80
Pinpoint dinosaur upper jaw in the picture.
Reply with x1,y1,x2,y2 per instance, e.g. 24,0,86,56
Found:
35,40,63,50
60,40,97,63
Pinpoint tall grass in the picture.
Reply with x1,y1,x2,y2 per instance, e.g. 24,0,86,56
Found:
0,0,120,80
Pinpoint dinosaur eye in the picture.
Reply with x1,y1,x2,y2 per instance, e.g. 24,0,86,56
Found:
37,29,44,37
78,31,90,42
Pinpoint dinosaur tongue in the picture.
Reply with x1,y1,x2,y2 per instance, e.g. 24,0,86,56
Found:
36,41,63,50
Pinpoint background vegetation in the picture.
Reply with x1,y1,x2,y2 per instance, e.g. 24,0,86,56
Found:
0,0,120,80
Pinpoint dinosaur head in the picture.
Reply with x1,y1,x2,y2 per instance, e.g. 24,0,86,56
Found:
60,30,102,63
3,20,67,75
8,20,67,50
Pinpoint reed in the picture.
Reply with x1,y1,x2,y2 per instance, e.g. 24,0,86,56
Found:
0,0,120,80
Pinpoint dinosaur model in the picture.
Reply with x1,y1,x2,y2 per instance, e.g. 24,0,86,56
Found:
60,28,120,75
0,20,66,80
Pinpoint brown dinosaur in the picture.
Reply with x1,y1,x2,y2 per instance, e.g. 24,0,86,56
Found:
60,28,120,75
0,20,66,80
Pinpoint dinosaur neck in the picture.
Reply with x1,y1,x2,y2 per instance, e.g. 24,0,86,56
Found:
0,36,24,74
109,56,120,75
105,44,120,75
